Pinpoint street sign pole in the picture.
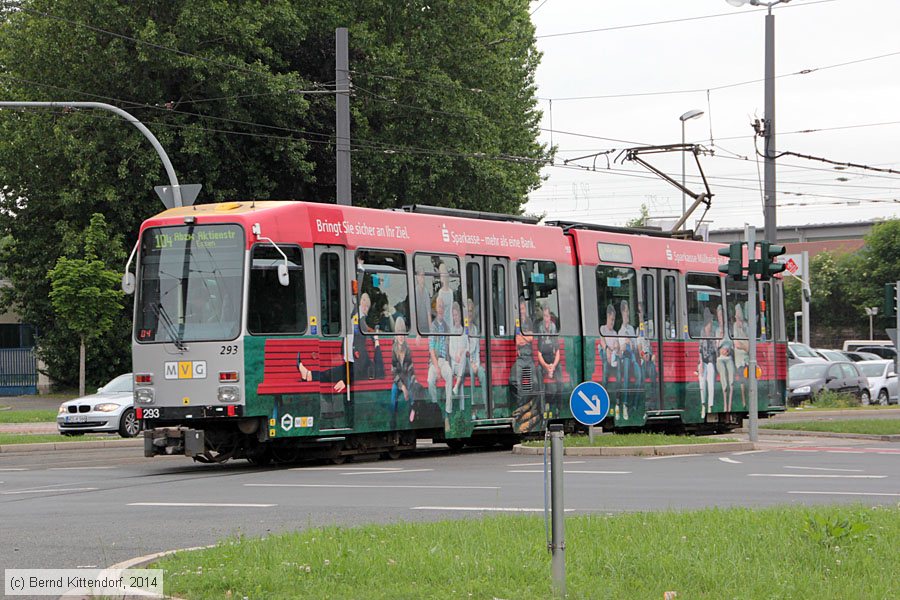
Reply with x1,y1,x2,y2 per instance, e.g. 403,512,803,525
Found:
549,423,566,599
801,251,810,346
746,224,759,443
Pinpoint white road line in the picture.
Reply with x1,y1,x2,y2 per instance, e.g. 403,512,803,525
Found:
785,466,864,473
748,474,886,479
719,457,742,464
826,450,867,454
507,461,586,467
2,487,97,494
342,468,434,476
643,454,701,460
733,450,768,455
0,468,27,471
291,466,404,471
788,491,900,497
507,470,630,474
412,506,576,512
49,466,116,471
245,483,500,490
129,502,276,508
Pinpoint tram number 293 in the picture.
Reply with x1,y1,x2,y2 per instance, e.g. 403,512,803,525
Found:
220,345,239,355
141,408,160,419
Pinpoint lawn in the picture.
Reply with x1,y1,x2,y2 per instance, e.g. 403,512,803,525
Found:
153,505,899,600
763,419,900,435
0,433,111,445
0,409,58,423
523,432,736,448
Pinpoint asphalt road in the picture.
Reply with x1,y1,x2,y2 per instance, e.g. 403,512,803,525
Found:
1,435,897,573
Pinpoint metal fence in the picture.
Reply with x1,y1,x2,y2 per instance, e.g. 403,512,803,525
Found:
0,348,38,396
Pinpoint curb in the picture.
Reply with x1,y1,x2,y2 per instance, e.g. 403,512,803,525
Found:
753,428,900,442
0,438,143,454
512,441,755,456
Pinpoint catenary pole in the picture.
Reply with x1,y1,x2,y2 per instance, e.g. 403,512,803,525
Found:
335,27,352,206
746,224,759,442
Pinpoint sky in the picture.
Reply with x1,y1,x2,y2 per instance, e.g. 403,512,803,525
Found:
525,0,900,233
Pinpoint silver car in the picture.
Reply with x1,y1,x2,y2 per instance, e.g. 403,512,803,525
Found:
57,374,140,438
857,360,899,405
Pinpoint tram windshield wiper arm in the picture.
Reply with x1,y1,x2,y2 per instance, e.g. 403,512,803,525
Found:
152,302,186,350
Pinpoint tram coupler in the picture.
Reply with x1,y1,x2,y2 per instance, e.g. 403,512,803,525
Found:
143,427,205,457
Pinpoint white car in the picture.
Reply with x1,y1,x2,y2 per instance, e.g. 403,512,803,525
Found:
856,360,899,406
57,374,140,437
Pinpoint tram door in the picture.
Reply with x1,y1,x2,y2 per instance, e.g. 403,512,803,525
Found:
465,256,511,419
640,271,663,412
644,269,681,412
314,245,351,430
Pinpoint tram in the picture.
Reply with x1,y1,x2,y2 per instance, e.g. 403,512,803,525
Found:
128,201,786,463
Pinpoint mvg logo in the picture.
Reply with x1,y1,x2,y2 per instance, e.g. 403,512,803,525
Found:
164,361,208,380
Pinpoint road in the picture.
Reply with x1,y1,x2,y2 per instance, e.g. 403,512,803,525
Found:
1,435,897,572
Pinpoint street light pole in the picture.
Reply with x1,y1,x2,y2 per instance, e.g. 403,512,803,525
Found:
793,311,802,342
679,109,704,227
865,307,879,340
726,0,790,243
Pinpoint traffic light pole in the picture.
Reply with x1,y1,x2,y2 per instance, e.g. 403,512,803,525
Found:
895,281,900,376
746,225,759,443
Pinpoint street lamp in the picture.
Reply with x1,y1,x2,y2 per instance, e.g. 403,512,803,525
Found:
793,311,802,343
679,109,704,225
865,306,879,340
725,0,791,243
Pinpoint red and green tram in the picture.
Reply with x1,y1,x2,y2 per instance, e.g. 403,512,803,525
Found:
130,201,786,463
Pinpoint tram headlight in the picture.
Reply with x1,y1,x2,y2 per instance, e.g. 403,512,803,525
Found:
135,387,155,404
792,385,810,395
218,386,240,403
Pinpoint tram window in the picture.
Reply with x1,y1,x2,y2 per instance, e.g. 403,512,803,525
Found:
687,274,723,339
319,252,342,336
357,250,409,334
641,274,656,339
726,283,749,340
248,245,306,335
664,275,677,340
413,254,461,335
595,266,637,336
492,264,507,336
466,262,484,338
516,260,560,332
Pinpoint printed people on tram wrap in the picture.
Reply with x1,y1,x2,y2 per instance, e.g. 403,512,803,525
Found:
697,311,717,418
637,301,658,393
447,301,467,415
599,303,620,390
414,266,431,335
512,297,541,432
427,298,453,415
715,304,735,412
389,317,418,428
536,304,562,416
464,298,487,417
732,304,750,409
617,299,641,421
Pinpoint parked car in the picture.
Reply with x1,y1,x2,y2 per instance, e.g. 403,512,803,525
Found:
787,361,870,406
856,360,899,405
815,349,847,362
855,345,897,360
842,350,882,362
787,342,827,368
57,373,139,438
842,339,894,352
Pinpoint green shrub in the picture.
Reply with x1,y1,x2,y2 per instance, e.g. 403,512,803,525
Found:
806,390,860,409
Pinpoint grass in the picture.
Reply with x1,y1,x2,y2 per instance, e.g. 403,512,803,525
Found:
523,433,736,448
153,505,900,600
0,433,111,445
789,404,898,412
0,409,58,423
763,419,900,435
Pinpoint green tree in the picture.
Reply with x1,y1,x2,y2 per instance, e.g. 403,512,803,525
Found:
625,203,650,228
0,0,545,386
48,214,125,395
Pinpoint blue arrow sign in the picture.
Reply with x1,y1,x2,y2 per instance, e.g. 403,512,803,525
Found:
569,381,610,426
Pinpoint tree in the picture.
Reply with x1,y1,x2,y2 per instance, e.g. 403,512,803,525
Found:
48,214,125,395
625,203,650,228
0,0,545,386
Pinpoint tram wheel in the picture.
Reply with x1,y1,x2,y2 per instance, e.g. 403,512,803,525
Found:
383,450,402,460
330,454,347,465
445,439,465,452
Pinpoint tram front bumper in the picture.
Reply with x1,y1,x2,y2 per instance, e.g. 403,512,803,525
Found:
144,427,205,458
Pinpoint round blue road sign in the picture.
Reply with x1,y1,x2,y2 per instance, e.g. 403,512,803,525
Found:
569,381,610,426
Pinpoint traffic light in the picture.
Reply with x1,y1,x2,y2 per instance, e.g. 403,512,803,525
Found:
717,242,744,280
758,241,787,280
884,283,897,317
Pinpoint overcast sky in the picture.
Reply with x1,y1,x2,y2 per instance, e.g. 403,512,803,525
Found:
525,0,900,233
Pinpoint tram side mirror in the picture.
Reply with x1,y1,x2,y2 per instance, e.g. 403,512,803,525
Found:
277,264,289,287
122,272,136,295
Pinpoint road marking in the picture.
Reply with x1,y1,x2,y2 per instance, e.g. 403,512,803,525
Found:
733,450,768,455
788,491,900,497
719,457,742,464
412,506,576,513
291,466,405,471
643,454,701,460
507,461,586,467
2,487,97,494
245,483,500,490
342,468,434,476
748,474,886,479
785,466,864,473
781,446,900,455
507,470,630,474
129,502,276,508
49,466,116,471
0,468,27,471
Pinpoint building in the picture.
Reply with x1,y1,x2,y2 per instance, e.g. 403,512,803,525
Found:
708,220,875,258
0,279,43,395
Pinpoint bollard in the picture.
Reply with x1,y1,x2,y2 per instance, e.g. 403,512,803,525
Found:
549,423,566,598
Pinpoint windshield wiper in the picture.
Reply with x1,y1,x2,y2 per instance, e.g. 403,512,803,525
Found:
152,302,186,351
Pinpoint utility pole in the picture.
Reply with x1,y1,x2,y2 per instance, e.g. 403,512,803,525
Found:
763,8,777,243
335,27,352,206
746,225,759,442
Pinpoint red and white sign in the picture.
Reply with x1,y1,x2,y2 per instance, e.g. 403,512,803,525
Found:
784,258,798,274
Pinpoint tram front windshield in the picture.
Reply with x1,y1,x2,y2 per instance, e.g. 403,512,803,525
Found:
135,224,244,344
